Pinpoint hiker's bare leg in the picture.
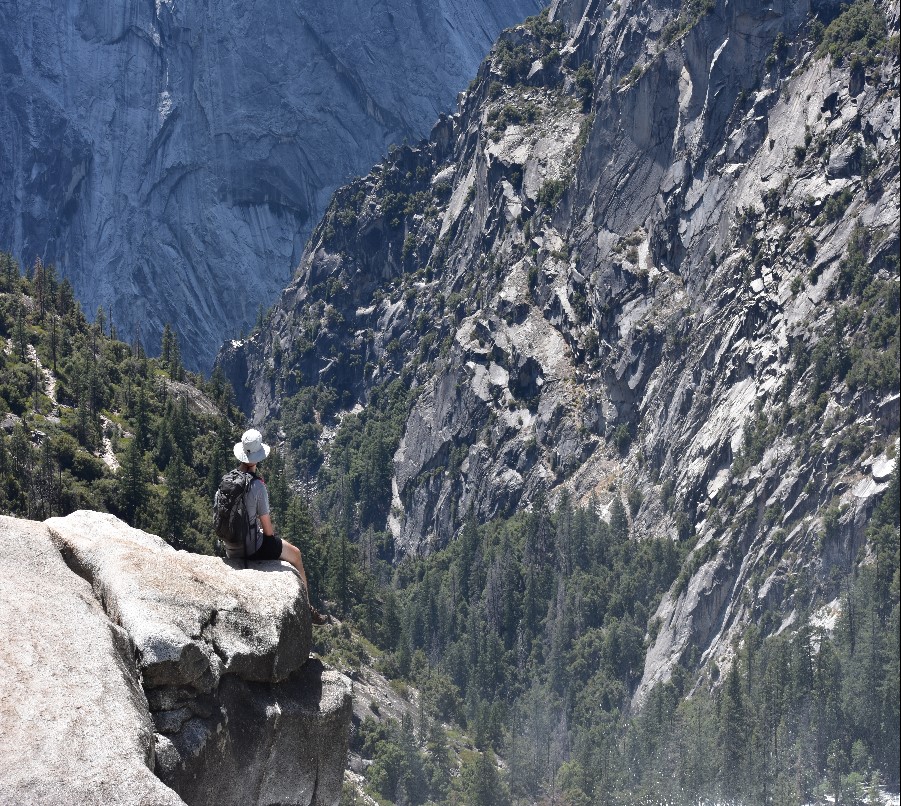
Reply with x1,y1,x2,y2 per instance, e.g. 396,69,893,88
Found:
280,540,309,590
281,540,327,624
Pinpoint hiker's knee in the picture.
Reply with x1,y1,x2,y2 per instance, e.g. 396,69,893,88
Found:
280,540,301,563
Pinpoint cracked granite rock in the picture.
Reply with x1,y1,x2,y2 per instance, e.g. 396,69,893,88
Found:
0,510,354,806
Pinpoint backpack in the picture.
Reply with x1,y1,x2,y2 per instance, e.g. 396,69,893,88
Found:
213,469,256,558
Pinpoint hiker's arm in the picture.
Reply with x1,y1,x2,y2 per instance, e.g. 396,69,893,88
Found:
259,513,275,537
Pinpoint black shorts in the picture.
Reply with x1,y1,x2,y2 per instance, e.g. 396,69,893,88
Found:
247,534,283,562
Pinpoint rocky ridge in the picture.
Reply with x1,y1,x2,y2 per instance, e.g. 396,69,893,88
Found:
0,511,352,806
221,0,900,701
0,0,542,371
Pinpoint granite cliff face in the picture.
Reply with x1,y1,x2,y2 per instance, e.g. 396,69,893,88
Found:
0,512,352,806
222,0,899,697
0,0,542,370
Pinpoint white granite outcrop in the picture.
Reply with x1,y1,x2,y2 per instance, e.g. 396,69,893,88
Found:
0,512,352,806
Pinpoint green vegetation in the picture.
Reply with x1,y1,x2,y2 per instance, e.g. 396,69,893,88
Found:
797,223,899,402
0,252,243,552
536,177,566,208
816,1,889,67
819,187,854,224
765,31,789,69
338,495,685,804
659,0,716,48
620,63,644,86
492,9,565,86
316,378,413,533
493,41,534,84
486,101,538,133
339,470,899,804
523,9,564,44
573,63,594,108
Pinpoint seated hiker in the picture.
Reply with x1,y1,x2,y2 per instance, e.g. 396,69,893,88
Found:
230,428,328,625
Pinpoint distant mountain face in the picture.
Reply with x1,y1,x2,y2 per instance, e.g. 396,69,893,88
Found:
222,0,899,694
0,0,543,370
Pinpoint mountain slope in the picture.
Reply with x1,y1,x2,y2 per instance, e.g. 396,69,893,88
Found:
0,0,543,370
222,0,899,728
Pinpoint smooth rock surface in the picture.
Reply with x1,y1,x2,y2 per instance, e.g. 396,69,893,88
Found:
45,510,312,687
0,0,542,370
26,510,352,806
0,515,186,806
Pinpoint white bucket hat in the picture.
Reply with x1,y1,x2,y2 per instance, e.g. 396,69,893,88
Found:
234,429,270,464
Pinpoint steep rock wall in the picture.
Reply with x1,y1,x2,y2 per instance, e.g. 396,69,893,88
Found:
222,0,899,697
0,0,542,370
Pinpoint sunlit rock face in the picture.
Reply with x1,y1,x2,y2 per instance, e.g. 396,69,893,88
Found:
0,0,542,370
0,511,353,806
221,0,899,698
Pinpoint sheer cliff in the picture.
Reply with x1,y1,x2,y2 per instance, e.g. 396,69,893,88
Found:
221,0,899,703
0,0,542,371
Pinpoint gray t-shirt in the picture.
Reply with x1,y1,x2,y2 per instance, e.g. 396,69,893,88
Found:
244,476,270,555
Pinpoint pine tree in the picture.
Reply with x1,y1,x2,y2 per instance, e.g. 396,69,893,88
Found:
325,527,352,616
95,305,106,337
381,587,401,651
119,438,147,525
32,360,40,413
719,661,748,799
33,258,45,321
464,750,509,806
609,495,628,543
206,418,232,501
33,438,58,519
170,397,193,463
56,277,75,316
154,407,174,471
267,446,290,521
45,263,58,303
49,313,58,374
169,333,184,381
162,453,187,547
10,424,33,508
75,377,93,449
160,324,173,368
134,385,149,450
14,302,27,361
0,252,11,291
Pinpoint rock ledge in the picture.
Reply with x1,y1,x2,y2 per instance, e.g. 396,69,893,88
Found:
0,512,351,806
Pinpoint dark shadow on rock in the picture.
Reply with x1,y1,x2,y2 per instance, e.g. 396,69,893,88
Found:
222,558,297,574
160,657,351,806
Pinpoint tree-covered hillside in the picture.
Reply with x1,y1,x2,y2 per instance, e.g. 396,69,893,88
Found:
0,251,241,553
342,485,898,805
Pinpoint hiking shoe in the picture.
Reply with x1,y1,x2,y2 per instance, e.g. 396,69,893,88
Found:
310,606,329,626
